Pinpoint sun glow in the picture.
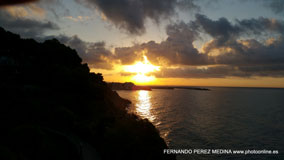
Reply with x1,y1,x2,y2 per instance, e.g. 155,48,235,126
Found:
124,55,160,84
132,74,155,83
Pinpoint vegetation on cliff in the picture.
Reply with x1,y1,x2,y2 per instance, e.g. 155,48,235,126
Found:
0,27,175,160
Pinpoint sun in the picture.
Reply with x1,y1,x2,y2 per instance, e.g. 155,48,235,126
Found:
124,55,160,84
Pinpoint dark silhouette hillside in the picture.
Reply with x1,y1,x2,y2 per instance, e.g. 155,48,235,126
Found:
0,27,175,160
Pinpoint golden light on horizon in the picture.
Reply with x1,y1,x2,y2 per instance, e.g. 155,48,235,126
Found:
132,74,156,83
124,54,160,84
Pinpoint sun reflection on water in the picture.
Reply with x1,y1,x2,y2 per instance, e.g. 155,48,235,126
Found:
136,90,155,121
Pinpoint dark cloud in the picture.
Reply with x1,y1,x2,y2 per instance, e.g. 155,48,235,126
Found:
238,64,284,77
264,0,284,14
0,10,59,38
76,0,197,34
153,66,240,78
194,14,240,41
237,17,284,35
213,38,284,66
49,35,113,70
194,14,284,37
114,45,142,65
0,0,37,6
148,22,209,65
192,14,284,66
193,14,284,52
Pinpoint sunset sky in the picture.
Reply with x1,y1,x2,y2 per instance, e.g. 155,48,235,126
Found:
1,0,284,87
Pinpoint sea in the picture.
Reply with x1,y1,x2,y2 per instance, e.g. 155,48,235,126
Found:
117,87,284,160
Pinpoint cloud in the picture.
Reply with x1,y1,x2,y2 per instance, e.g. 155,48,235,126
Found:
115,14,284,78
194,14,241,41
120,72,136,77
114,15,284,67
237,17,284,35
194,14,284,37
263,0,284,14
153,66,239,78
213,38,284,66
114,15,284,66
192,14,284,65
76,0,197,34
114,21,210,66
0,0,37,6
0,9,59,38
210,0,284,15
120,37,284,78
3,4,46,18
191,15,284,78
193,14,284,52
49,35,113,70
63,16,90,22
114,45,142,65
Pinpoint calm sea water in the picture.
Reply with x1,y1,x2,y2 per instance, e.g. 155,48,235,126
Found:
117,87,284,160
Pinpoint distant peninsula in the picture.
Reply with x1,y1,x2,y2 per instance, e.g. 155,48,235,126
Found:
108,82,152,90
108,82,210,91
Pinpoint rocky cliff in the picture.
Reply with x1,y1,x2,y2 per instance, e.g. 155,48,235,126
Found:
0,27,175,160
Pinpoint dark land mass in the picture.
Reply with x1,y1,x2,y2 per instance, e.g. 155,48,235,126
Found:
150,86,210,91
108,82,209,91
108,82,151,91
0,27,175,160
